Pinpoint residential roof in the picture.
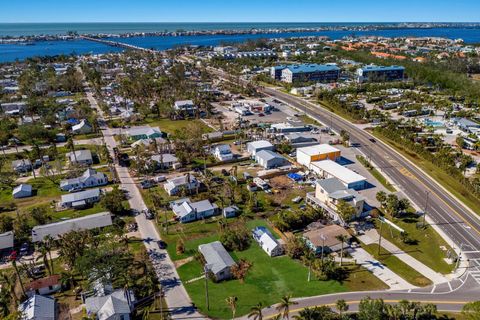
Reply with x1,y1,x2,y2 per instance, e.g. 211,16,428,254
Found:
151,153,178,163
165,175,197,187
61,188,100,204
198,241,235,275
126,126,162,137
85,289,134,320
316,177,346,193
13,184,32,194
171,198,217,218
311,160,366,185
32,211,112,242
60,169,106,188
18,295,56,320
252,226,280,253
26,275,61,291
67,149,92,162
174,99,195,107
297,144,340,156
255,150,285,161
303,225,351,248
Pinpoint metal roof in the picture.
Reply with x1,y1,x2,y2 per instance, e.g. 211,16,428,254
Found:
198,241,235,275
285,63,340,74
311,160,366,185
61,188,100,204
18,294,56,320
297,144,340,156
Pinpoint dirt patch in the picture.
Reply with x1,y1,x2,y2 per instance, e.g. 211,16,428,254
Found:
174,256,194,268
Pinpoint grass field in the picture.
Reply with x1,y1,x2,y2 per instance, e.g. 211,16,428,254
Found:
363,243,432,287
372,132,480,215
143,118,213,135
375,214,454,274
356,155,396,192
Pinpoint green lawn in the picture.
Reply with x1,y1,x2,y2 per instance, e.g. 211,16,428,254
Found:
143,118,212,135
356,155,396,192
178,244,348,318
363,244,432,287
375,214,454,274
0,177,63,210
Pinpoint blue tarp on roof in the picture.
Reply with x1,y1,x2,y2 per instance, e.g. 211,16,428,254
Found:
287,173,303,181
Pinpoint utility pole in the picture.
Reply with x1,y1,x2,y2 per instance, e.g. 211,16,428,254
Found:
204,265,210,311
422,191,430,227
378,219,384,256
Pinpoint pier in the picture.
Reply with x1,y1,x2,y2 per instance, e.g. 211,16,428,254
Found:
80,36,157,53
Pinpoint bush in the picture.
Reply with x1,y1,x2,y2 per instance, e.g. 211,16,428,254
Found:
220,226,251,251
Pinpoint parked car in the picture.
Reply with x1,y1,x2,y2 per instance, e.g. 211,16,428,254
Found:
143,209,155,220
140,179,156,189
19,243,29,256
157,240,167,249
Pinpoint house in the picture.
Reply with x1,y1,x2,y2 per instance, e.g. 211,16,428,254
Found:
130,137,167,148
303,224,351,255
72,119,93,135
223,205,240,218
0,231,14,251
125,126,163,141
163,175,199,196
67,150,93,166
246,140,274,157
12,159,32,173
25,275,61,297
174,100,198,115
32,212,112,242
252,226,283,257
310,160,367,190
255,150,289,169
455,118,480,133
170,198,218,223
1,101,26,115
18,295,57,320
198,241,236,281
150,153,179,170
13,184,33,199
60,168,108,191
213,144,234,161
60,188,101,209
296,144,341,168
85,288,135,320
307,177,365,220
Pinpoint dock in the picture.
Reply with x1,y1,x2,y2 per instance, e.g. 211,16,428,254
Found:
80,36,157,53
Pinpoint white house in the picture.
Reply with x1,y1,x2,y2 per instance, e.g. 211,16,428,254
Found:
85,288,135,320
252,226,283,257
67,149,93,166
60,188,101,209
13,184,33,199
60,168,108,191
150,153,179,169
163,175,199,196
255,150,288,169
246,140,274,157
72,119,93,135
198,241,236,281
213,144,234,161
25,275,61,297
174,100,198,115
170,198,218,223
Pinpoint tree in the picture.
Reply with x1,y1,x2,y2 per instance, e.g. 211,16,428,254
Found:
10,260,26,299
336,200,356,222
285,236,307,259
176,238,185,255
293,306,335,320
335,235,348,266
248,302,264,320
276,295,298,320
336,299,349,317
376,191,387,206
230,258,252,283
462,301,480,320
358,297,386,320
100,186,127,215
29,206,50,225
225,296,238,320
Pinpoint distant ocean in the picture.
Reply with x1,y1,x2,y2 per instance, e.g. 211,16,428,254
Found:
1,23,480,63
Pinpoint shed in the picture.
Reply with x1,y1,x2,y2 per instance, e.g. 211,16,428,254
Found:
13,184,33,199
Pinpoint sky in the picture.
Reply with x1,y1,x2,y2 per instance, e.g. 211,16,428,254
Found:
1,0,480,23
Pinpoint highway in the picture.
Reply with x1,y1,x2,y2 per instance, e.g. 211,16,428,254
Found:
262,87,480,262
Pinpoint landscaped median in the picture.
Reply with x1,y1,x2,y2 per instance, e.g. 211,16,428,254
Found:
157,217,388,319
356,155,396,192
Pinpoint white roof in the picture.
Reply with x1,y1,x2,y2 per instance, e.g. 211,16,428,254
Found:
198,241,235,275
248,140,273,150
13,184,32,194
19,295,56,320
297,144,340,156
0,231,14,250
311,160,366,184
126,126,161,137
259,232,280,252
31,212,112,242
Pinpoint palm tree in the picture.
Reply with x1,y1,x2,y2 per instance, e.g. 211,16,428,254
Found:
335,234,348,266
225,296,238,320
276,295,298,320
248,302,264,320
43,235,55,274
10,260,26,298
66,136,77,163
336,299,349,317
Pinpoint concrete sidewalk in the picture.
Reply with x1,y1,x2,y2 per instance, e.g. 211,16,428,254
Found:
349,247,416,290
359,229,449,284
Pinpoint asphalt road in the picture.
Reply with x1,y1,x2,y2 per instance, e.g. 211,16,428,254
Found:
262,87,480,262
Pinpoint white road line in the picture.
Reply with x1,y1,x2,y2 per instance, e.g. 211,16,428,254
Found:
448,281,452,291
430,285,436,293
